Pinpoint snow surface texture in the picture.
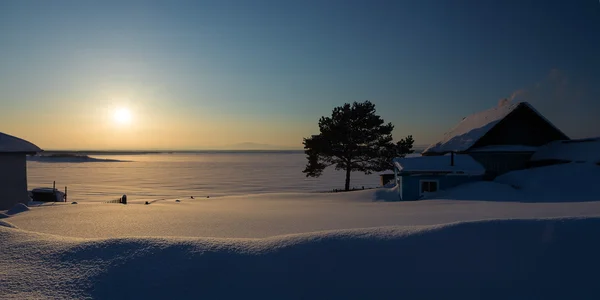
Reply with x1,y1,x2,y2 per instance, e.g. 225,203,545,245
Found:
11,163,600,238
393,153,485,175
2,217,600,299
6,186,600,239
429,163,600,202
0,131,41,153
495,163,600,202
5,203,29,215
531,137,600,163
4,161,600,298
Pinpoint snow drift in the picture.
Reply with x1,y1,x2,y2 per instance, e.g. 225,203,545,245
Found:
495,163,600,202
2,217,600,299
5,203,29,215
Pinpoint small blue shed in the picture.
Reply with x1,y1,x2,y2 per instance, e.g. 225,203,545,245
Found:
392,153,485,201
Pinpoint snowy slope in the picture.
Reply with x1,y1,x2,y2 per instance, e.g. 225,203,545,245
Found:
3,159,600,298
2,217,600,299
531,137,600,163
495,163,600,202
6,189,600,238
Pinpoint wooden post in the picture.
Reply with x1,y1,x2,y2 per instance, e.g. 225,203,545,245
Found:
65,186,68,202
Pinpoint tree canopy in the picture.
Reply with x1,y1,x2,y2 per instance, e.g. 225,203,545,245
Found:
303,100,412,191
378,135,415,171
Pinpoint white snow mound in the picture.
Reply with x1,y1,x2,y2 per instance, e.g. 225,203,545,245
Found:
496,163,600,202
1,217,600,299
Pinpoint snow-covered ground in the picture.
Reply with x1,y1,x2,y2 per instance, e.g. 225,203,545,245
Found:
3,216,600,299
5,189,600,239
2,161,600,299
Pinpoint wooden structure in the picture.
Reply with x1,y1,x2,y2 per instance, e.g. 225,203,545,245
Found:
0,132,41,210
392,153,485,201
422,101,569,178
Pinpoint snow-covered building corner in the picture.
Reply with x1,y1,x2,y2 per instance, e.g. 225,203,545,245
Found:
393,153,485,200
0,132,42,210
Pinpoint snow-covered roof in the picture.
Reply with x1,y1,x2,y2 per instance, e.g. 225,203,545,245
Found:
531,137,600,163
423,101,566,154
393,154,485,175
468,145,539,153
0,132,42,153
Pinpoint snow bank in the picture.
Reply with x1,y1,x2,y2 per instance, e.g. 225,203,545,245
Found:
496,163,600,202
27,154,129,163
0,220,16,228
6,203,29,215
373,185,399,201
8,187,600,239
531,137,600,163
2,217,600,299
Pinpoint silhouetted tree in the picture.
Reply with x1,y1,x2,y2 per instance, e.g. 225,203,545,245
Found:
302,101,394,191
377,135,415,171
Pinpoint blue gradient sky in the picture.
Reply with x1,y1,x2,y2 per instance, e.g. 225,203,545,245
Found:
1,0,599,150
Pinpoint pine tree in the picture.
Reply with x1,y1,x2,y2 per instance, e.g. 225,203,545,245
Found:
377,135,415,171
302,101,394,191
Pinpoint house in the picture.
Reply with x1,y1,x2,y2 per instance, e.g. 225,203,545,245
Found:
422,101,569,178
529,137,600,168
0,132,42,210
393,153,485,201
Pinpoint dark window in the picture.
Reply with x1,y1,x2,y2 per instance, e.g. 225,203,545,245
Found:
421,181,438,193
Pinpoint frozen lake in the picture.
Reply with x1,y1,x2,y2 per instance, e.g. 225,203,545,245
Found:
26,151,383,202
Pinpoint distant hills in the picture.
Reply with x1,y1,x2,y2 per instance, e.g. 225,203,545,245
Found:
224,142,301,150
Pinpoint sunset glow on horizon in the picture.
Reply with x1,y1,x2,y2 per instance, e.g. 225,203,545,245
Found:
0,1,599,150
113,107,132,125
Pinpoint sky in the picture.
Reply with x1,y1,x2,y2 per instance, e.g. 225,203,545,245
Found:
0,0,599,150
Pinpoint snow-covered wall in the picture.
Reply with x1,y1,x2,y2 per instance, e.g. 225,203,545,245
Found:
0,154,29,210
399,174,483,200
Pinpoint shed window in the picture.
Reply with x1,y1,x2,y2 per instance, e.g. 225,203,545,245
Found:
420,180,439,195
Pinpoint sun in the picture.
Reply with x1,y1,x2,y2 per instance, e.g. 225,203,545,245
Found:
113,107,132,124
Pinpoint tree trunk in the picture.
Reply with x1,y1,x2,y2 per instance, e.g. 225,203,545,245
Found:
345,166,351,191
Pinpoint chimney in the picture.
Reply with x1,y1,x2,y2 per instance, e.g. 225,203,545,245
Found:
450,152,455,166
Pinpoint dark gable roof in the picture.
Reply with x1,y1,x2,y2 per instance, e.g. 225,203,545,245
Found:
423,102,568,155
